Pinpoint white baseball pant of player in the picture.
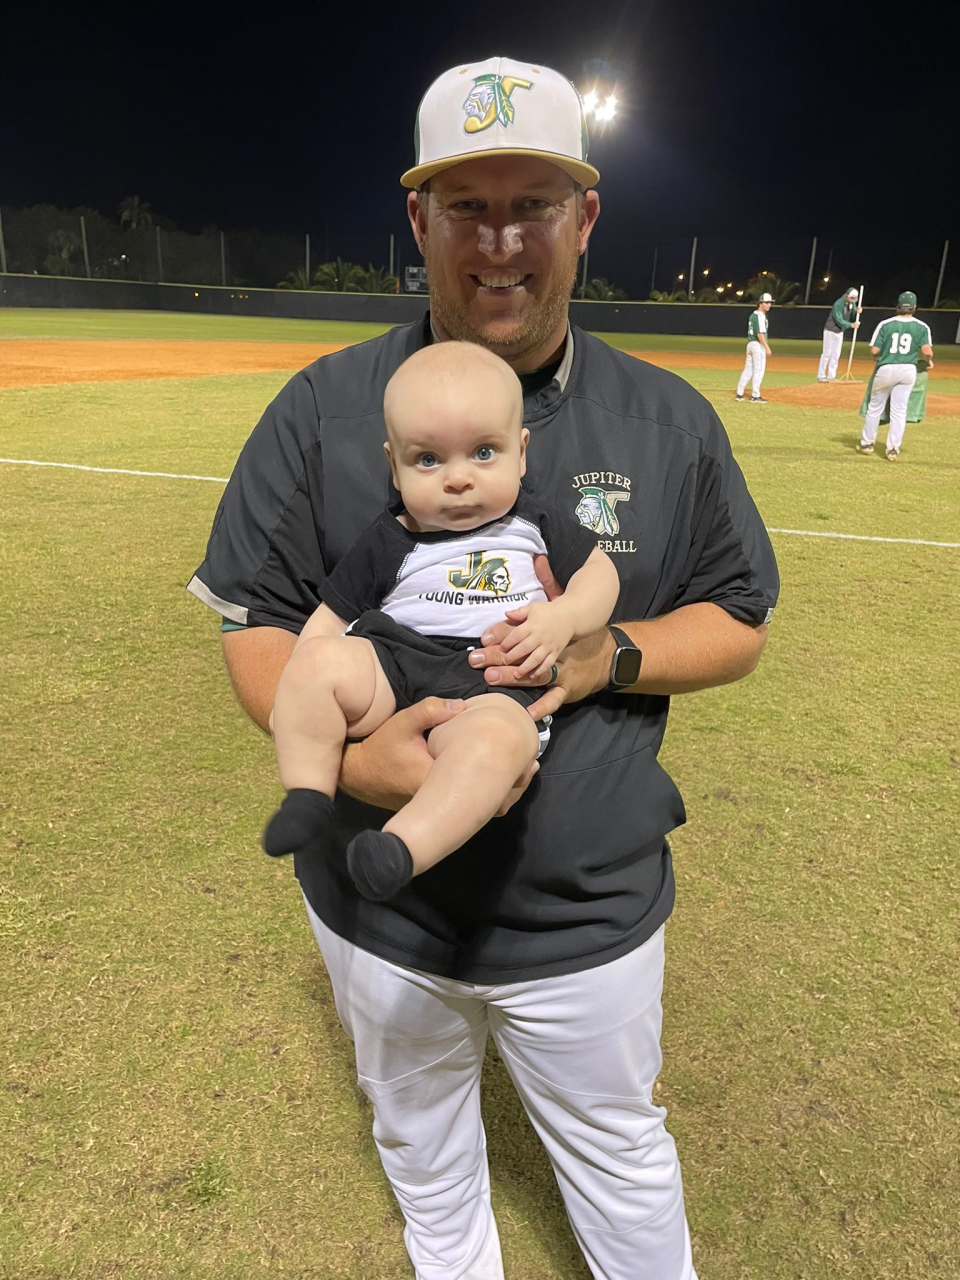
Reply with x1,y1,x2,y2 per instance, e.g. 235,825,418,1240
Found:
306,901,698,1280
861,364,917,454
737,341,766,397
817,329,843,380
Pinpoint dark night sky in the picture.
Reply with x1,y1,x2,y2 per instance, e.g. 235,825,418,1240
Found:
4,1,957,294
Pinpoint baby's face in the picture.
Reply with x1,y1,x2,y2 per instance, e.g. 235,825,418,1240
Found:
384,367,527,533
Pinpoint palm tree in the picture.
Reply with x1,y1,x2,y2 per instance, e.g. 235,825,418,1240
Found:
118,196,153,230
43,229,81,275
582,276,628,302
276,267,313,290
358,264,398,294
648,288,688,303
312,258,365,292
744,272,800,305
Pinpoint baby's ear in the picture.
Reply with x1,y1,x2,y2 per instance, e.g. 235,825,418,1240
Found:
519,428,530,478
383,440,401,490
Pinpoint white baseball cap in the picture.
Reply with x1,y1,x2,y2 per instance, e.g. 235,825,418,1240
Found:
759,292,773,302
845,287,858,298
401,57,600,189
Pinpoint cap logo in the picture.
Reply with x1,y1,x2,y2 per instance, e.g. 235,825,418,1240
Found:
462,73,533,134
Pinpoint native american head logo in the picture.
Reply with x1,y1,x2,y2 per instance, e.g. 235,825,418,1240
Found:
575,486,631,537
462,74,533,135
447,551,512,595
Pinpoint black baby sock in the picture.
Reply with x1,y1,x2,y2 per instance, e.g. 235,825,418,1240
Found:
262,789,336,857
346,831,414,901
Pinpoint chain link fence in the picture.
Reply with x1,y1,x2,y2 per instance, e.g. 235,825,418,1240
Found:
0,205,955,309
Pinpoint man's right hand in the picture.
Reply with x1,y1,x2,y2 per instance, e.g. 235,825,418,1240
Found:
340,695,539,815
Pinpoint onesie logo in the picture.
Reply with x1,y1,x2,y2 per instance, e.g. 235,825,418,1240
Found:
447,551,512,595
462,74,533,134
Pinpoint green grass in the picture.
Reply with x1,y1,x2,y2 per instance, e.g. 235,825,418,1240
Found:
2,322,959,1279
3,307,958,365
0,307,394,345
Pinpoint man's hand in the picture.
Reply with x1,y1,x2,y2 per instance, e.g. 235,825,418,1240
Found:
340,695,539,816
339,697,464,811
468,555,613,719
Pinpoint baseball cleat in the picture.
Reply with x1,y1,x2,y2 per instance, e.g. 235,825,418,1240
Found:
735,393,744,401
855,443,874,454
750,396,767,404
817,378,828,383
886,449,899,461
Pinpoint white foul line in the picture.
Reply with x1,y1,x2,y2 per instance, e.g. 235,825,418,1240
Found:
0,456,230,484
1,456,958,549
767,527,959,549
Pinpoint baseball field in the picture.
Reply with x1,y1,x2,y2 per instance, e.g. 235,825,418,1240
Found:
2,308,958,1280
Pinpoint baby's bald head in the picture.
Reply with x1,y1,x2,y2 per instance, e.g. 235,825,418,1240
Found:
384,341,522,444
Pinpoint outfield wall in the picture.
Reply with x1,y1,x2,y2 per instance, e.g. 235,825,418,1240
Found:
2,273,958,343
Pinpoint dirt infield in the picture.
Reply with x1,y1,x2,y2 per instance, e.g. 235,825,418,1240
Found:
1,338,956,416
0,340,345,389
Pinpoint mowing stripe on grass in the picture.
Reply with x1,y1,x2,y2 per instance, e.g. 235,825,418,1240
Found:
2,456,959,549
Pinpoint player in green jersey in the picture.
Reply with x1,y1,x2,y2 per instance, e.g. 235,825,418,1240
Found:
857,292,934,460
735,292,773,403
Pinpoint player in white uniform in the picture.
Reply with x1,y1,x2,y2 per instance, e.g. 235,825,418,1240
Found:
857,291,934,461
818,287,861,381
736,292,773,402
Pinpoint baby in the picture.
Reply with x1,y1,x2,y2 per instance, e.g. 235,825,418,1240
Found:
263,341,620,900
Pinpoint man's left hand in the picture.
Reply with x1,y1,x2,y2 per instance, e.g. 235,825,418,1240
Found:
467,554,613,719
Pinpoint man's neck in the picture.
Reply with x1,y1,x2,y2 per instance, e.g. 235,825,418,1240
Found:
430,315,569,375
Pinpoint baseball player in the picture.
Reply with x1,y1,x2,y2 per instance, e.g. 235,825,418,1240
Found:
190,55,779,1280
735,292,773,402
817,287,862,382
857,291,934,460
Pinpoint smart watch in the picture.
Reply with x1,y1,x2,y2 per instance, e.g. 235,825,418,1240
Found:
607,625,643,690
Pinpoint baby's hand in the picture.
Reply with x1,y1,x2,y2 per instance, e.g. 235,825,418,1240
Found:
496,602,573,681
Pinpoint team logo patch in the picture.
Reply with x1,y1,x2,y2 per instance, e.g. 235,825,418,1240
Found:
447,551,512,595
575,485,630,536
462,74,533,134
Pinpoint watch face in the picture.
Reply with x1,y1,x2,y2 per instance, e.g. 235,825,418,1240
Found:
613,646,643,687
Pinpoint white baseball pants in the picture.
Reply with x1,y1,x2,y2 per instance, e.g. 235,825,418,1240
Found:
737,341,766,396
817,328,843,380
306,900,698,1280
861,363,917,454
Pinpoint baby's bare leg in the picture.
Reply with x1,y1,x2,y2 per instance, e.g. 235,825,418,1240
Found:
264,636,395,857
346,694,539,899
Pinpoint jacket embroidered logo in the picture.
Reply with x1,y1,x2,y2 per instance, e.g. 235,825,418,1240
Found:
575,485,630,537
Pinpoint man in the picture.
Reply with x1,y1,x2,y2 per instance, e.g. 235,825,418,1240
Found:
818,287,862,382
189,56,779,1280
735,292,773,403
857,290,934,461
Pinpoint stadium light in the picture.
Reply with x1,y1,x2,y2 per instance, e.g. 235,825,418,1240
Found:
582,87,618,125
677,273,684,281
735,289,744,297
703,268,709,277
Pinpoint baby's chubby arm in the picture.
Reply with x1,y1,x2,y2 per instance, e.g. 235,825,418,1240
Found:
497,547,619,680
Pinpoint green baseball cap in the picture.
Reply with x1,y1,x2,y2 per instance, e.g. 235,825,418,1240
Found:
897,290,917,310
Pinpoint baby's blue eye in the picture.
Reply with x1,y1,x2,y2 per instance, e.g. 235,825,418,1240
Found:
474,445,495,461
417,453,440,468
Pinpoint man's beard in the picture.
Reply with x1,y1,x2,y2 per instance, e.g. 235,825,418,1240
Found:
423,243,580,366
